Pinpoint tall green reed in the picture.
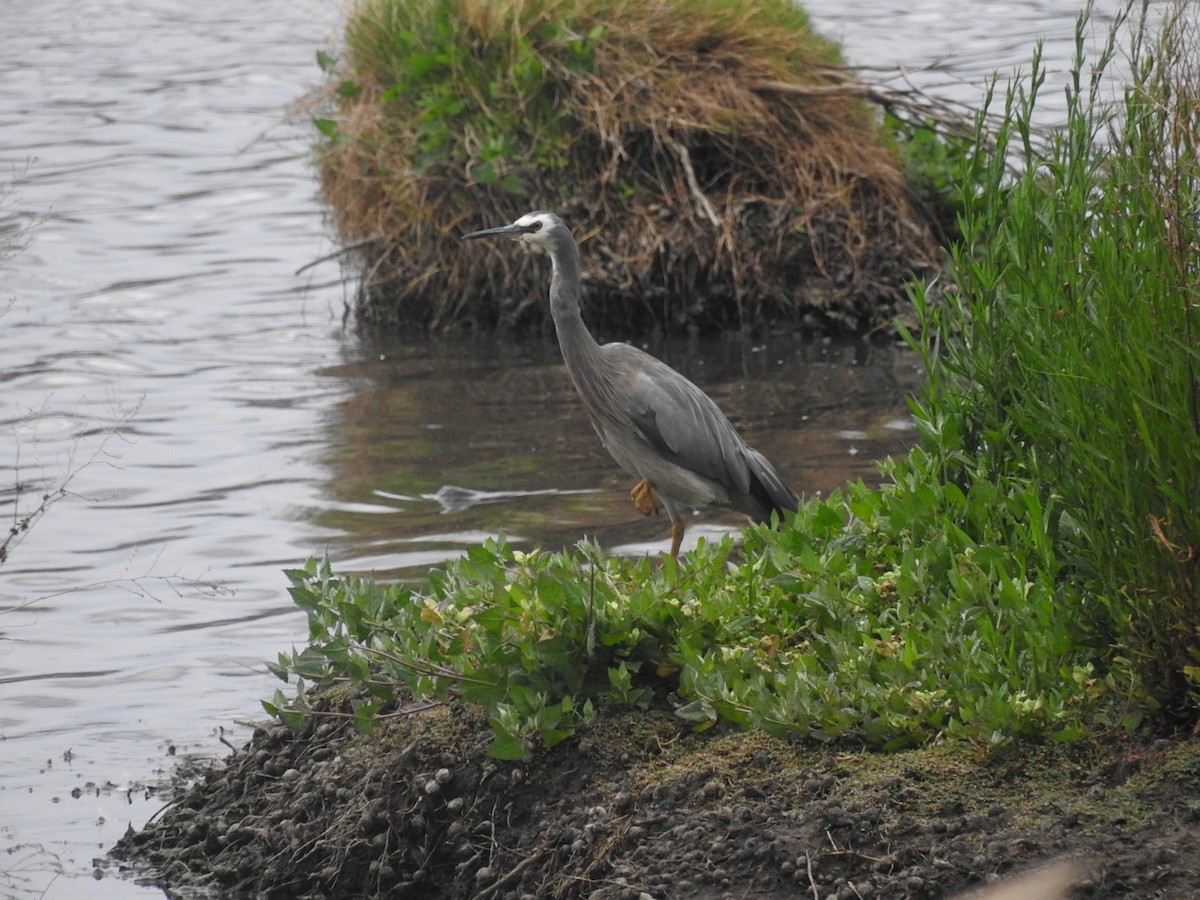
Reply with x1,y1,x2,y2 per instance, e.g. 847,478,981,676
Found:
910,1,1200,718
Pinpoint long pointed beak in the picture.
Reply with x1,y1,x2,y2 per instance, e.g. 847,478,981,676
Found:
461,223,525,241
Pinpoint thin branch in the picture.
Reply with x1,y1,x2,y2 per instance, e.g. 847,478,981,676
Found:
1,571,232,619
3,396,144,570
354,642,497,686
265,699,443,723
476,847,549,899
295,234,382,275
664,137,721,228
751,64,1052,162
804,851,819,900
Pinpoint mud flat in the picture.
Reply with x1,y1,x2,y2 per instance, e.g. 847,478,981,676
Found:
111,691,1200,898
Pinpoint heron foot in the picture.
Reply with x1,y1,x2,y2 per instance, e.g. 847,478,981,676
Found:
630,478,659,517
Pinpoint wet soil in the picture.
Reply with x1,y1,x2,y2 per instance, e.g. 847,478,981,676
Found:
110,691,1200,899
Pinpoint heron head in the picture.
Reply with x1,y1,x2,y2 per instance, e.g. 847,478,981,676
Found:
462,210,563,251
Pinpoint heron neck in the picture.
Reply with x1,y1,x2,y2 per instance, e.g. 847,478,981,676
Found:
548,238,603,373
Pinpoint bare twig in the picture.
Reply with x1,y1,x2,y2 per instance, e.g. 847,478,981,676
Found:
664,137,721,228
3,396,143,570
0,572,230,620
355,642,496,686
476,847,549,899
262,700,444,724
804,851,819,900
0,484,66,567
753,63,1053,163
753,71,983,144
295,234,381,275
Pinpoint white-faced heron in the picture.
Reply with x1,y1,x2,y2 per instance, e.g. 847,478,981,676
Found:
463,211,799,557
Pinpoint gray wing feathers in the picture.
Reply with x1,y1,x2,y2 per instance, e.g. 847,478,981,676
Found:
609,345,797,519
625,364,752,493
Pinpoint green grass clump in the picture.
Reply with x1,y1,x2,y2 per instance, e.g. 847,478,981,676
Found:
315,0,939,334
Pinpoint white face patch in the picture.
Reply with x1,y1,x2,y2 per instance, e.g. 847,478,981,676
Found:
513,212,556,248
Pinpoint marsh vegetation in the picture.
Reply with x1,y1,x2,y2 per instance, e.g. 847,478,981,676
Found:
283,0,1200,756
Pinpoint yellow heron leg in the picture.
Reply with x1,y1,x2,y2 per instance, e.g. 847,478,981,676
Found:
669,519,685,559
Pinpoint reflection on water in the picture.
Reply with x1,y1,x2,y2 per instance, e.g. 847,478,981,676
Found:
314,334,923,580
416,484,599,515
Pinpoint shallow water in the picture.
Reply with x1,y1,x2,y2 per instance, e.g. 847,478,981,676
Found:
0,1,1130,897
313,332,922,579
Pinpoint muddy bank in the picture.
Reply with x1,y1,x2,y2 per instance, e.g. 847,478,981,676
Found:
111,692,1200,898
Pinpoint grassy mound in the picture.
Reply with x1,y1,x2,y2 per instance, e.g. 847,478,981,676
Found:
314,0,942,334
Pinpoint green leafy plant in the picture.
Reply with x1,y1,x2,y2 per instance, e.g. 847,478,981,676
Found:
269,472,1106,758
906,0,1200,718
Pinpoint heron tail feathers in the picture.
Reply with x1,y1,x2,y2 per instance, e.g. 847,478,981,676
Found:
742,448,800,524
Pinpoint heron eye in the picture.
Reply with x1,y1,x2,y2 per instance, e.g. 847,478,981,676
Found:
528,221,543,232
